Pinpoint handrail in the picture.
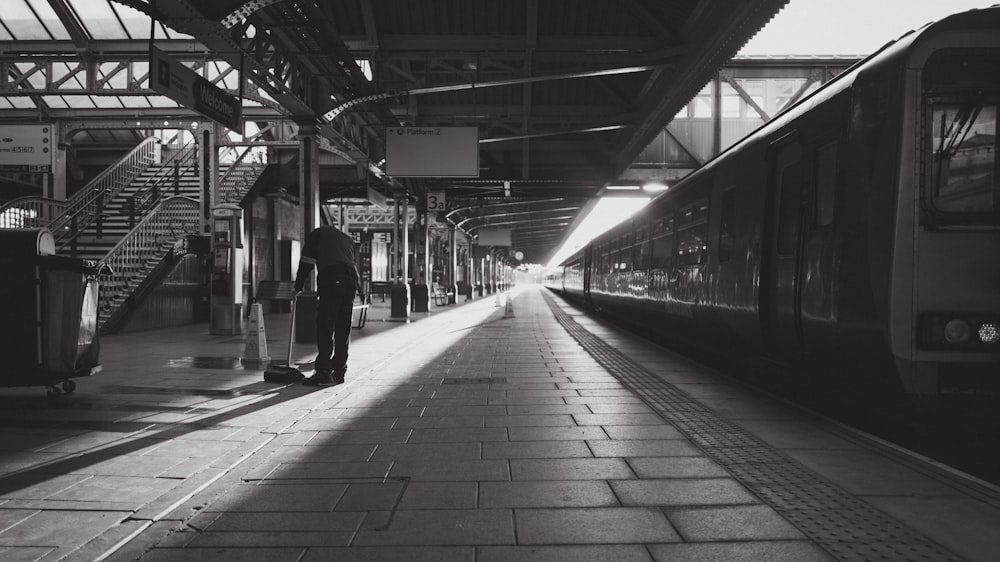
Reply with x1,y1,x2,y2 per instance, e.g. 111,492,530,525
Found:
0,137,160,234
219,146,267,203
129,143,199,225
0,196,65,229
97,196,200,324
50,137,161,248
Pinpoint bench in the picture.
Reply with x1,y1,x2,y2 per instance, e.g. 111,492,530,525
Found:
254,280,371,329
431,284,454,306
370,281,392,302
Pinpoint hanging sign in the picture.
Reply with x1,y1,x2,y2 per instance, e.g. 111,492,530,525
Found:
386,127,479,177
150,47,242,131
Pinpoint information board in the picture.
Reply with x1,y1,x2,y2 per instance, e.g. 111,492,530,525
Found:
385,126,479,177
0,125,52,172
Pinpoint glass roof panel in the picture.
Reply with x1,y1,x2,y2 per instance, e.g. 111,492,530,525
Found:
60,95,98,109
42,95,69,109
93,96,125,109
119,96,151,109
109,0,193,40
4,0,55,40
147,95,180,108
26,0,71,40
0,25,13,41
8,97,37,109
66,0,127,39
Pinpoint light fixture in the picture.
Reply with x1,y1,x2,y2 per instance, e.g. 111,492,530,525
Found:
605,184,641,191
643,182,669,192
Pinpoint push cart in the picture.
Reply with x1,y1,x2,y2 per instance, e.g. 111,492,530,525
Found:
0,228,101,397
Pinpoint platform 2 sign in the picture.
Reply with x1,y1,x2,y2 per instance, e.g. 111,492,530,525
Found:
385,126,479,177
150,47,242,131
0,125,52,172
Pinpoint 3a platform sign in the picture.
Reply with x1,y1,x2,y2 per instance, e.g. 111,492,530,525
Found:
427,190,446,211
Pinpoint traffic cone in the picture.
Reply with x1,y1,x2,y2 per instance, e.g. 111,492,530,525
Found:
503,292,514,318
242,303,270,367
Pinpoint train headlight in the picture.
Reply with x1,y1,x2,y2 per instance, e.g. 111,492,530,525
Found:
979,322,999,344
943,319,972,344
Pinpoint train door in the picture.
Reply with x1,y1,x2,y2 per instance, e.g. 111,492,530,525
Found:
762,138,805,355
583,245,593,305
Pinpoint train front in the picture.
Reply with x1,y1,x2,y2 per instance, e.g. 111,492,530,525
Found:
893,9,1000,403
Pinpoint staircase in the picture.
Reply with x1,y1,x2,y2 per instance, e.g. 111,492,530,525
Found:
67,153,201,264
0,140,269,332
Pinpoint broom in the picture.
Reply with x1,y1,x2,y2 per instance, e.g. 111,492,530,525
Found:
263,293,305,382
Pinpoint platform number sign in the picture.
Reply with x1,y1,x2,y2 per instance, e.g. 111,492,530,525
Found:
427,191,446,211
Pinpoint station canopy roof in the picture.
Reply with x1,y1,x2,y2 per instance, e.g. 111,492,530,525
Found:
0,0,791,263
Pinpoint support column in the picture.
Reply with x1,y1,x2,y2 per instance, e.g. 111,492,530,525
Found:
51,122,67,201
391,195,410,318
449,227,458,304
299,128,321,241
412,205,429,312
712,73,722,158
292,128,321,343
199,123,218,234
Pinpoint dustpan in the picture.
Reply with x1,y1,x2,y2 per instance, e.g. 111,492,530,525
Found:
263,294,305,382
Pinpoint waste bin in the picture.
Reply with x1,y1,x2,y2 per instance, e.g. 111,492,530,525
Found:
411,283,429,312
0,228,101,395
293,292,317,344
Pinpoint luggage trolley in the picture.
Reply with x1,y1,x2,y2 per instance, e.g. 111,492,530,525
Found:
0,228,102,397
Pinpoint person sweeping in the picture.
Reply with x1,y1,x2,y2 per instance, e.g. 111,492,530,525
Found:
293,224,361,386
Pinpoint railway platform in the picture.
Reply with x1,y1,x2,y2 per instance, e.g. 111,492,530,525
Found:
0,286,998,561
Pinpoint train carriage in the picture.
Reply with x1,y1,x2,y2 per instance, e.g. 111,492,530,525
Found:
545,6,1000,407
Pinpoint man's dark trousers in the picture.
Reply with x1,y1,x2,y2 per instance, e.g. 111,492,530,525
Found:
316,275,357,373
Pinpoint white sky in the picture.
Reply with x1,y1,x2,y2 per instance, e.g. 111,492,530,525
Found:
546,1,997,267
739,0,997,56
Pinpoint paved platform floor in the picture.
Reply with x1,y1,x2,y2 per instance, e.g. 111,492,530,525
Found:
0,286,998,561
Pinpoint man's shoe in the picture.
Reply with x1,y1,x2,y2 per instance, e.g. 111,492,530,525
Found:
303,370,336,386
332,368,346,385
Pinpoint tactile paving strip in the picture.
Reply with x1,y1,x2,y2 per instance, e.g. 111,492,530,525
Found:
542,293,962,562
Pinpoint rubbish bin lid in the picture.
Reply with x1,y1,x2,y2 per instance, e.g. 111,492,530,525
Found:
0,228,55,257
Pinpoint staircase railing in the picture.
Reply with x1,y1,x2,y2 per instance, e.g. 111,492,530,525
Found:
97,196,200,325
0,196,64,229
0,137,161,246
219,146,265,203
128,143,199,227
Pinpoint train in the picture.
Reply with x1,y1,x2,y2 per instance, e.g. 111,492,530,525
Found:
544,7,1000,409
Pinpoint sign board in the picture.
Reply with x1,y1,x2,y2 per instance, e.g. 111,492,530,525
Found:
0,125,52,172
150,47,242,131
477,229,511,246
427,190,446,211
385,126,479,177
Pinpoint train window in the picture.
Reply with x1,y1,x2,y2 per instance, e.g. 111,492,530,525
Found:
678,199,709,266
651,215,675,269
718,187,736,262
678,201,709,227
777,163,803,255
930,102,998,215
815,141,839,226
678,226,707,266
